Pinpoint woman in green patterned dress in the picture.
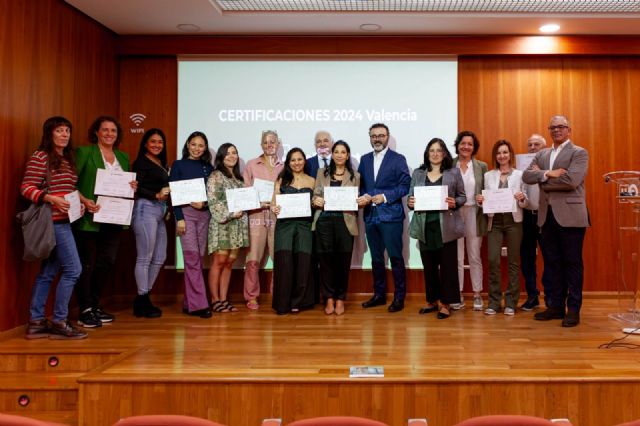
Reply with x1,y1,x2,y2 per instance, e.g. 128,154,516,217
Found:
207,143,249,313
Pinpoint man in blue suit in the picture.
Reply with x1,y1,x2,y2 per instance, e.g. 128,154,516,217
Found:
357,123,411,312
304,130,333,178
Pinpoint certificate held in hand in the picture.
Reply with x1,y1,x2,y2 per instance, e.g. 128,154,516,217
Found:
414,185,448,211
276,193,311,219
169,178,207,206
253,178,275,203
324,186,358,211
94,169,136,199
93,196,134,226
482,188,516,214
226,187,260,212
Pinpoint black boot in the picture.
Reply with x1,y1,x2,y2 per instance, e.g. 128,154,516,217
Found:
144,294,162,318
133,295,148,318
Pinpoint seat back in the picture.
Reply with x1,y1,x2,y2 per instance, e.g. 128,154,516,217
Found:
112,414,226,426
287,416,389,426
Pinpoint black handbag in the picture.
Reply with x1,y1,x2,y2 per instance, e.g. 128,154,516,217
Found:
16,203,56,261
16,161,56,261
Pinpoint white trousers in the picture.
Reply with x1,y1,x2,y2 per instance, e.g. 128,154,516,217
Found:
457,205,484,293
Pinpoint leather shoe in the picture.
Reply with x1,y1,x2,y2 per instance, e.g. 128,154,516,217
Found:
362,295,386,308
534,308,565,321
562,311,580,327
388,300,404,312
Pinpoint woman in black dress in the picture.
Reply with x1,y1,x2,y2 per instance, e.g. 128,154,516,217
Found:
270,148,316,315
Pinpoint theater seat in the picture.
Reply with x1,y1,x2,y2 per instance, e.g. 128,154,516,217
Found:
287,416,388,426
614,420,640,426
454,415,573,426
112,414,226,426
0,413,68,426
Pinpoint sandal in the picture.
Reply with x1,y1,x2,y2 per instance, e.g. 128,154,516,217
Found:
246,300,260,310
437,306,451,319
220,300,238,313
211,301,224,312
419,304,438,314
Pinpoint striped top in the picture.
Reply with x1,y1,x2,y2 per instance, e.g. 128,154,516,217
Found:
20,150,78,222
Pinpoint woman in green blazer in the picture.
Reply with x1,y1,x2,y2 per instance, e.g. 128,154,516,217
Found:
74,116,135,329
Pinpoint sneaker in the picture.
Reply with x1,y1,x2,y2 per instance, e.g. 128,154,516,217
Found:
520,296,540,311
25,319,51,340
93,307,115,323
49,320,88,340
504,307,515,316
472,294,483,311
451,295,465,310
78,308,102,328
484,308,497,315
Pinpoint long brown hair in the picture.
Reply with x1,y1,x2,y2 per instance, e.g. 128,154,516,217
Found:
38,116,75,172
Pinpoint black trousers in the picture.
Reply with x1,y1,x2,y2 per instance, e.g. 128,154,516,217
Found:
73,225,122,312
315,215,354,301
539,208,586,313
419,239,460,305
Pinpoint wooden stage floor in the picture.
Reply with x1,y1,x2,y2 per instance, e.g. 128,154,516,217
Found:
3,295,640,426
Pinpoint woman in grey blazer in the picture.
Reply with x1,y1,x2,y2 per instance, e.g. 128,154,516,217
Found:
311,141,360,316
408,138,466,319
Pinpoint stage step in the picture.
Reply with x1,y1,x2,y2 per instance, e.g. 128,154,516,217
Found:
0,351,120,426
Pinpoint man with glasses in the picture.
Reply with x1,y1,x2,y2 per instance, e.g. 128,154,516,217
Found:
357,123,411,312
304,130,333,178
523,116,589,327
519,133,551,311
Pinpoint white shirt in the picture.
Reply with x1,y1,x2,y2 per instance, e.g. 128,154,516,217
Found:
550,139,570,170
373,146,389,181
457,160,476,206
100,148,123,172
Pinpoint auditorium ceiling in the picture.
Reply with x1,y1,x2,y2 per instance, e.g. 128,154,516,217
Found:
65,0,640,35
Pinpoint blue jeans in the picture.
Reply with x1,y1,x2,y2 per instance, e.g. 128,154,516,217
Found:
30,222,82,322
132,198,167,295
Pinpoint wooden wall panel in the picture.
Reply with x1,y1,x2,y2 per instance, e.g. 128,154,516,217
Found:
458,56,640,291
0,0,118,332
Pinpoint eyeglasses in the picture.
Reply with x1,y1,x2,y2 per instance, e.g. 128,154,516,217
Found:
548,125,569,131
370,134,388,140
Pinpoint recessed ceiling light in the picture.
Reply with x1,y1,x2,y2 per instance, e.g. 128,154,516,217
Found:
539,24,560,33
177,24,201,32
360,23,382,32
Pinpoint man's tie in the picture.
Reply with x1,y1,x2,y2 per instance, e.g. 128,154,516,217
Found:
322,157,329,168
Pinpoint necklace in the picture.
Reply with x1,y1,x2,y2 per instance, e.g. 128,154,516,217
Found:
334,171,345,176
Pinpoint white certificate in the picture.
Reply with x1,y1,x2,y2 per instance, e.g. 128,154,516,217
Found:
253,178,275,203
93,196,134,226
414,185,448,211
226,187,260,212
276,193,312,219
64,190,82,223
169,178,207,206
482,188,516,214
94,169,136,198
516,153,537,171
324,186,358,211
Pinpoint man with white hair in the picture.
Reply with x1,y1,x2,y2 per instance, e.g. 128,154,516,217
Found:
520,134,551,311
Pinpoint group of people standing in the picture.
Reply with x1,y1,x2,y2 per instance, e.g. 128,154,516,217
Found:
20,114,589,340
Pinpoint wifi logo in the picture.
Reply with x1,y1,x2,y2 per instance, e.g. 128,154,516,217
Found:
129,113,146,127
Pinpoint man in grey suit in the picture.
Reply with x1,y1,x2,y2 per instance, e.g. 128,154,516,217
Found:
523,115,589,327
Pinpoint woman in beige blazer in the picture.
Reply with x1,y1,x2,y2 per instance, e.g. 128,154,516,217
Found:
478,140,528,316
311,141,360,315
